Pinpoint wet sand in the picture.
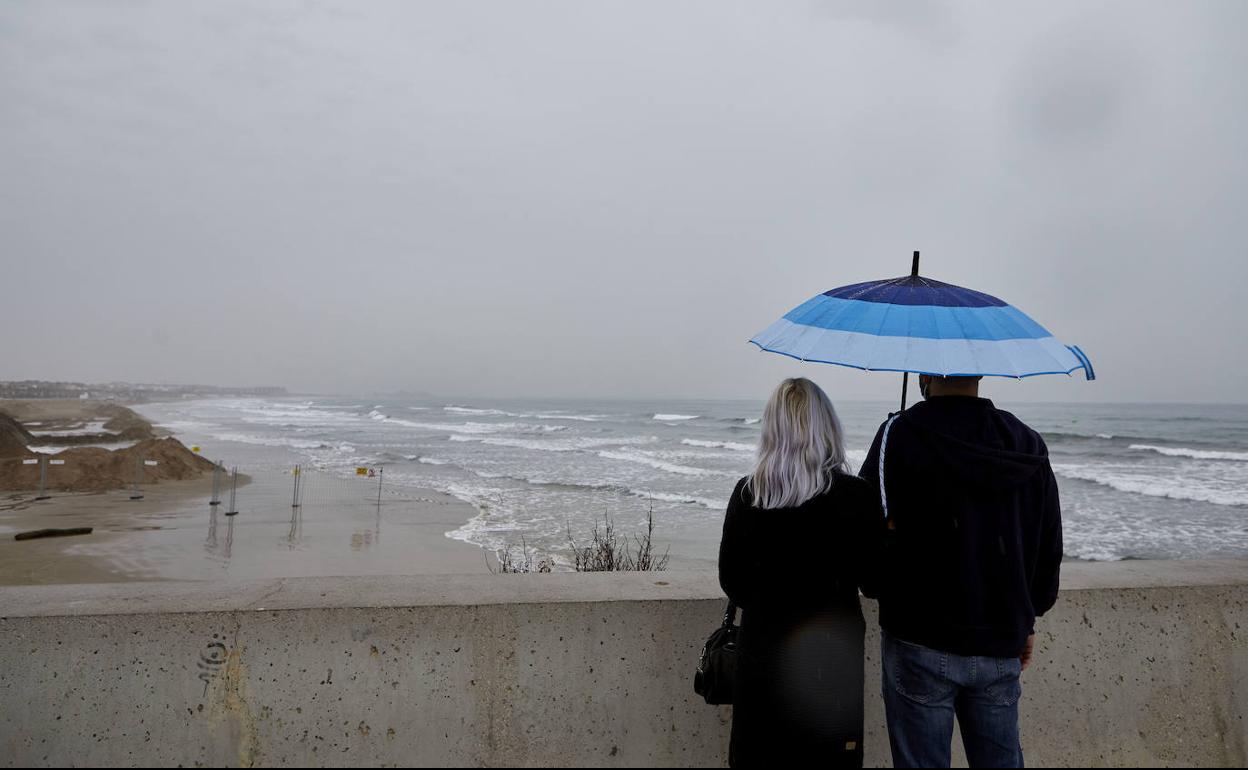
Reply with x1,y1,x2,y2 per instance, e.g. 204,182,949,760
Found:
0,471,492,586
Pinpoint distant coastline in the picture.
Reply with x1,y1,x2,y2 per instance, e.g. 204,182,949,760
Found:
0,380,288,404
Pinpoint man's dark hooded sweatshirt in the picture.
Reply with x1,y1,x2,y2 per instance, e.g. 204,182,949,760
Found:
858,395,1063,659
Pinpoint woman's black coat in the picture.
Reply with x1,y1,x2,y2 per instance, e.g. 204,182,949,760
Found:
718,472,883,768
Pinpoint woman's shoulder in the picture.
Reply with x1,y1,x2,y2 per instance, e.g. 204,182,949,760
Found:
823,471,874,503
731,475,750,504
833,470,871,491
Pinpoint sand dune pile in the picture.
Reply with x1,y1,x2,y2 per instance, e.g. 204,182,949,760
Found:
0,400,156,446
0,414,34,457
0,437,216,493
94,404,157,442
0,401,212,492
0,400,215,492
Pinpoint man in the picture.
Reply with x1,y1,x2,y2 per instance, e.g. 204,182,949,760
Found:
858,374,1062,769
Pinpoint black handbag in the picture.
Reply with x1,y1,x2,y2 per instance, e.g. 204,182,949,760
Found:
694,601,739,705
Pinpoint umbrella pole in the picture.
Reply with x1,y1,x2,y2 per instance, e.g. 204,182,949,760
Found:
898,251,921,412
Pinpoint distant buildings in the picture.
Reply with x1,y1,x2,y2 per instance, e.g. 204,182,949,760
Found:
0,380,288,402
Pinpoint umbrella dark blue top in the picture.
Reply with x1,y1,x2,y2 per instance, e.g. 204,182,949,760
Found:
750,274,1094,380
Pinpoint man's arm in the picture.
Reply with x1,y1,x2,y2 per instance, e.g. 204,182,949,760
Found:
850,479,886,599
855,423,888,599
718,480,751,609
1031,459,1063,618
858,422,885,489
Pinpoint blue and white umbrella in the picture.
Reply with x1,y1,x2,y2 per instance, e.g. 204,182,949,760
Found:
751,254,1094,404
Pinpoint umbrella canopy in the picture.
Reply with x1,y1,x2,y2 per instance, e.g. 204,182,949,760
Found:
750,273,1095,381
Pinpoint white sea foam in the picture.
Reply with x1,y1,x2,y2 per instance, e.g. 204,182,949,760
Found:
211,400,363,429
434,478,574,556
240,411,353,426
444,406,516,417
597,449,734,477
533,413,603,422
1129,444,1248,462
1053,464,1248,507
654,413,699,421
743,418,761,425
1096,433,1115,440
441,466,728,511
647,449,742,462
450,435,573,452
450,434,655,452
378,418,565,435
416,456,450,465
681,438,756,452
155,420,217,433
209,432,328,450
443,405,603,422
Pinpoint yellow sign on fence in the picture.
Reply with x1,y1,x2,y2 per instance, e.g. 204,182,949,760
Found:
356,467,369,476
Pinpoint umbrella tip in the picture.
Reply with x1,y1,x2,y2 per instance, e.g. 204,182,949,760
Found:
911,251,920,277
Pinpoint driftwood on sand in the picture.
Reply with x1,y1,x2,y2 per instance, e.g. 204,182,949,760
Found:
14,527,94,541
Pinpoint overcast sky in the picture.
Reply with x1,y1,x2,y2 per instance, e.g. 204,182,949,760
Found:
1,1,1245,403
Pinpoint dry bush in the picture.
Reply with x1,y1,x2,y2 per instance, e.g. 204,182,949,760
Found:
492,537,553,574
568,503,670,573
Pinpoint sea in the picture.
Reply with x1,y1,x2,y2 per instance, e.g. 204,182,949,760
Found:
136,397,1248,567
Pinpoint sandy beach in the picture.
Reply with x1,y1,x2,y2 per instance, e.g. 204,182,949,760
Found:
0,471,490,586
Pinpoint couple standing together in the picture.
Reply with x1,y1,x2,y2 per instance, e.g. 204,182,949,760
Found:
719,376,1063,768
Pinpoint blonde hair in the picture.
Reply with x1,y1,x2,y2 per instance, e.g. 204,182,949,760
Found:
746,378,849,509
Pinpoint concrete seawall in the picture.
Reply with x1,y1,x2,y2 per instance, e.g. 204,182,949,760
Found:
1,560,1245,767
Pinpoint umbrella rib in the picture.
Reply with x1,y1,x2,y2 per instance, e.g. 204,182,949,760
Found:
991,307,1032,377
1010,308,1079,374
987,306,1058,377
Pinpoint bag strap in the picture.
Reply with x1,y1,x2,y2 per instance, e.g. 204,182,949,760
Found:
722,601,738,628
879,413,900,520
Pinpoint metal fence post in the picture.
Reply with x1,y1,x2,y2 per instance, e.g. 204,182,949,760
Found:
210,461,222,507
130,457,144,500
225,467,239,516
35,456,50,501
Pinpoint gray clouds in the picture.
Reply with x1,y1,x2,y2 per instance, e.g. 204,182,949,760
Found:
1,1,1245,403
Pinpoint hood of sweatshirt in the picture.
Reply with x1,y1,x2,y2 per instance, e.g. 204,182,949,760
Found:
897,397,1049,490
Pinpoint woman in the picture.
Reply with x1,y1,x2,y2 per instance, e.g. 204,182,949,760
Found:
719,378,882,768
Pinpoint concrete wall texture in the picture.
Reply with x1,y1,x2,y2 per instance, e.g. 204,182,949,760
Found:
0,560,1245,767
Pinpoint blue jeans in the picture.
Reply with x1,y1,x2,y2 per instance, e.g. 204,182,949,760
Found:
881,631,1024,768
